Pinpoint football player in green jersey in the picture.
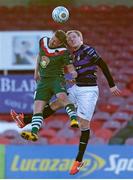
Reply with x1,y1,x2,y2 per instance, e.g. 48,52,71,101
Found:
20,30,78,141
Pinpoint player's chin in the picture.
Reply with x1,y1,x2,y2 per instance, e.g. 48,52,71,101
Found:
71,43,78,48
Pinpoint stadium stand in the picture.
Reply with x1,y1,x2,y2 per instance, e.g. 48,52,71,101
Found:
0,5,133,144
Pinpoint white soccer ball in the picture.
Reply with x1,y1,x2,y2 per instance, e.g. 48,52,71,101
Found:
52,6,69,23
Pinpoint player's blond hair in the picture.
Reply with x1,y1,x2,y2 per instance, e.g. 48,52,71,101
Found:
66,30,83,41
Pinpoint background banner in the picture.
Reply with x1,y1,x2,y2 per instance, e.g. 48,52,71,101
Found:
0,75,35,113
0,74,73,114
5,145,133,179
0,31,53,70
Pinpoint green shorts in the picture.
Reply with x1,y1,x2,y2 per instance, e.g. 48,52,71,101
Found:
34,77,67,102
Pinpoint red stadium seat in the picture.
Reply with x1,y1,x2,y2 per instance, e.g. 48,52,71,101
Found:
88,137,106,144
111,112,131,123
67,137,79,144
98,103,119,114
56,128,75,138
103,120,121,132
0,136,11,144
108,97,126,106
91,120,104,132
39,129,56,138
2,130,18,139
92,112,111,121
49,137,67,144
47,120,64,130
94,128,114,142
118,104,133,115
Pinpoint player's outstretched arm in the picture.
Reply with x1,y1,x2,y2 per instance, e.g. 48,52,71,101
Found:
97,58,121,96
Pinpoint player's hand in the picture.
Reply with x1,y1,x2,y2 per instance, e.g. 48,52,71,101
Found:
71,71,78,78
66,79,76,84
110,86,121,96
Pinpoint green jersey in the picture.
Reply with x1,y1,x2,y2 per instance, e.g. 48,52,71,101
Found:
39,37,72,78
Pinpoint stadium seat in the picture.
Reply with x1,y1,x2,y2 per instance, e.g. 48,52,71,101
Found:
125,138,133,145
126,96,133,105
94,128,113,142
88,137,106,144
121,88,132,98
39,129,56,138
108,97,126,106
0,136,12,144
111,112,131,123
103,121,121,132
90,120,104,132
2,130,18,139
47,120,64,130
92,112,111,121
98,103,119,114
56,128,75,138
49,137,67,144
67,137,79,144
118,104,133,115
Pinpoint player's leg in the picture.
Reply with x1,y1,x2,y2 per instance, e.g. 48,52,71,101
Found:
10,100,62,128
70,85,99,175
21,100,47,141
21,81,52,141
54,78,79,128
67,85,79,128
56,92,79,128
70,119,90,175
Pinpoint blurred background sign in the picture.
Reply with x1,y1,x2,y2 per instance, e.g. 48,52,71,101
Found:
5,145,133,179
0,31,53,70
0,74,35,113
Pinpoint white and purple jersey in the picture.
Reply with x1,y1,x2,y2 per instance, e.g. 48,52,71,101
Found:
73,44,115,87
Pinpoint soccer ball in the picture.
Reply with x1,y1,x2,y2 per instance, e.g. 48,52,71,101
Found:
52,6,69,23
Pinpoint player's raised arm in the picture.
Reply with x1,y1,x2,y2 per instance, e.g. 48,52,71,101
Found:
96,58,121,96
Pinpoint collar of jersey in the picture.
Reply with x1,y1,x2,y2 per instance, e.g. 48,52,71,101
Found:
41,37,66,57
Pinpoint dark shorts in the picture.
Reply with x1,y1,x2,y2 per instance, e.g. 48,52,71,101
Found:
34,77,67,102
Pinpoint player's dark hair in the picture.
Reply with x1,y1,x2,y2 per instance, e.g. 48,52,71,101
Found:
55,30,67,44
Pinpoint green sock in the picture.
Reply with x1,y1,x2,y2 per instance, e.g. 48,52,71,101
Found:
31,113,43,134
65,104,77,121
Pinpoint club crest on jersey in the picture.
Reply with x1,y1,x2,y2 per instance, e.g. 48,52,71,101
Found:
40,56,50,68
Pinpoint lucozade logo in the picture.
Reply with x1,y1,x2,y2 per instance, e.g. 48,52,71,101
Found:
10,152,105,177
78,152,105,178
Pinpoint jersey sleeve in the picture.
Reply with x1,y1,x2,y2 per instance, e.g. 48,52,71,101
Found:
85,46,115,87
39,37,44,56
96,57,115,88
85,46,101,64
63,50,73,65
39,37,43,48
